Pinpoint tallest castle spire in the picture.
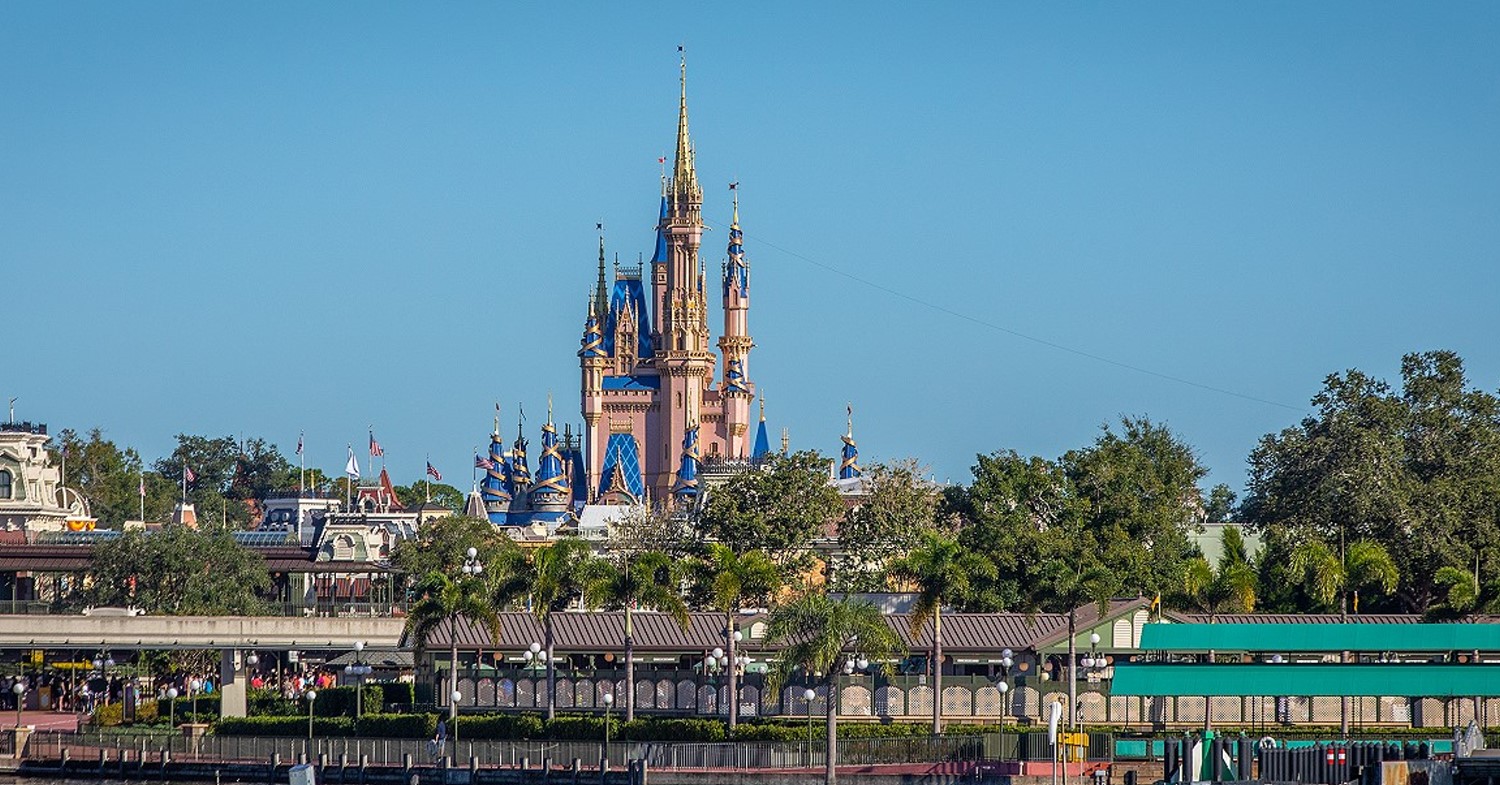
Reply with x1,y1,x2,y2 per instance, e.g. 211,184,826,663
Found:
671,48,701,204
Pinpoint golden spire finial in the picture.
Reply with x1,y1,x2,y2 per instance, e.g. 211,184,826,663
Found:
547,391,553,423
730,182,740,227
493,403,501,436
846,402,853,437
759,393,766,422
672,45,699,199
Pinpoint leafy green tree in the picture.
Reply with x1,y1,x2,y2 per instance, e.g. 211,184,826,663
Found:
86,524,271,614
1061,416,1206,600
766,593,903,785
692,543,781,731
584,550,690,721
393,481,464,512
522,537,596,720
154,434,292,527
1204,484,1238,523
607,503,694,556
696,451,842,574
1243,351,1500,612
1032,543,1121,729
390,515,520,594
404,571,499,723
834,460,942,591
1284,537,1398,618
948,451,1085,611
887,531,993,734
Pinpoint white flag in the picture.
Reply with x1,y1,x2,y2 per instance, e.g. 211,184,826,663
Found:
345,445,360,479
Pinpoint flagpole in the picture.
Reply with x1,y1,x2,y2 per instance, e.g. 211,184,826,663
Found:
139,468,146,523
299,431,305,496
181,460,187,504
425,454,431,504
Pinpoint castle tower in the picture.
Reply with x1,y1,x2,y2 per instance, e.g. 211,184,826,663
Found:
838,404,862,480
718,185,755,458
653,52,715,496
530,399,571,513
580,272,608,502
480,406,513,524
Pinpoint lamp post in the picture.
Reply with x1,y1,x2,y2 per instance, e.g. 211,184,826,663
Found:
997,648,1014,760
803,687,817,768
451,689,463,760
166,687,179,728
12,681,24,728
345,640,371,722
602,692,614,766
306,689,318,740
189,678,203,725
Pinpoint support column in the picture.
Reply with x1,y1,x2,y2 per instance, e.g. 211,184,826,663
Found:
219,649,247,718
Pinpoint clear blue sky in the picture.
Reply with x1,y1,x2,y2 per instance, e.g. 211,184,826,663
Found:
4,3,1498,494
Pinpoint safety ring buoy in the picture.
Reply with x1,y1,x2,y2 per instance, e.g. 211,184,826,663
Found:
1259,736,1277,750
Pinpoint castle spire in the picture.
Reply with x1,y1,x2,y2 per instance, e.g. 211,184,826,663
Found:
671,47,700,202
593,226,608,322
751,392,771,463
838,403,862,480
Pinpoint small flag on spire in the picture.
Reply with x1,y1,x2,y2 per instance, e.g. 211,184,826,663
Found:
184,465,197,484
474,455,495,470
427,462,443,482
368,430,384,458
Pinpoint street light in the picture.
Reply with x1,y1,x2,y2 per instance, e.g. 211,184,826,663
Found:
189,678,203,725
803,688,817,768
305,689,318,740
462,547,483,576
11,681,24,728
166,687,179,728
602,692,614,764
346,641,371,721
451,689,463,759
997,681,1012,758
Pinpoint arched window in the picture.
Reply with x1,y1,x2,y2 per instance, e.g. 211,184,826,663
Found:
0,469,11,499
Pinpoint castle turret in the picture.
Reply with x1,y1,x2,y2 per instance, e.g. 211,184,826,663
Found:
480,407,512,524
580,288,607,502
672,421,701,501
752,394,771,463
530,400,571,512
838,404,862,480
509,416,531,495
719,185,755,458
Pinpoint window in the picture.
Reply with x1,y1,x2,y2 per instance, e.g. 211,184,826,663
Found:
0,470,11,499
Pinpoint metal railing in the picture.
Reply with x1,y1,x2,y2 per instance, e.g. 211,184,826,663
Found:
21,731,987,770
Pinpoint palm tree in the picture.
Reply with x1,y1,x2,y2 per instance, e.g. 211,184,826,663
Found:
696,543,781,731
887,530,994,734
404,571,500,725
1288,538,1398,618
1033,553,1119,730
1427,564,1500,621
525,537,596,720
767,592,902,785
585,550,690,721
1181,528,1257,623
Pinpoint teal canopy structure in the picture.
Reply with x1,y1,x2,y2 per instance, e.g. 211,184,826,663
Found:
1139,623,1500,653
1111,663,1500,697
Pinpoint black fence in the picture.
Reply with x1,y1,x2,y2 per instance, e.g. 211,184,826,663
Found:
1258,741,1431,785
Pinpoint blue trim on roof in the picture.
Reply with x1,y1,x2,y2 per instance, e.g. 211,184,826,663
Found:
602,374,661,391
650,194,669,265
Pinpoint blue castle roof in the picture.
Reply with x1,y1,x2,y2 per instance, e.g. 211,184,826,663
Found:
672,423,702,499
530,421,570,504
598,432,644,503
603,277,653,361
480,430,511,525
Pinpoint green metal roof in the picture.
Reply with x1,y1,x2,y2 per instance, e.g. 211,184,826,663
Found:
1139,623,1500,653
1111,663,1500,697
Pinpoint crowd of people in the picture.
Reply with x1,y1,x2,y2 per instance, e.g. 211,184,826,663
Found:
1,666,348,716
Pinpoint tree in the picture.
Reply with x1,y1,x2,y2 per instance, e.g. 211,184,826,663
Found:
523,537,596,720
154,434,293,528
887,531,994,734
607,503,694,556
834,460,942,591
1061,416,1207,600
404,571,500,724
390,515,520,595
1204,484,1238,523
50,429,150,527
584,550,690,721
692,543,781,731
766,593,903,785
394,481,464,512
1242,351,1500,613
1178,527,1257,621
696,451,842,574
87,524,271,614
1285,538,1398,618
1032,544,1120,730
1427,565,1500,621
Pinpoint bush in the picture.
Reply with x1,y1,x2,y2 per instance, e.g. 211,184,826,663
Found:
453,714,544,740
93,700,161,727
358,713,436,739
310,685,384,718
214,716,354,737
381,682,416,710
156,695,220,725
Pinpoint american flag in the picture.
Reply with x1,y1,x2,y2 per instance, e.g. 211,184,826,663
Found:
368,431,384,458
184,464,197,484
296,432,303,456
426,462,442,482
474,455,495,470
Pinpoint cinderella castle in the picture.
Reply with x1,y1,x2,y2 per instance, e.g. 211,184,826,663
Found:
476,58,864,528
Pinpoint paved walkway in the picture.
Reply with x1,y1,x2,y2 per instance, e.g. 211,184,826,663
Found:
12,710,83,732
